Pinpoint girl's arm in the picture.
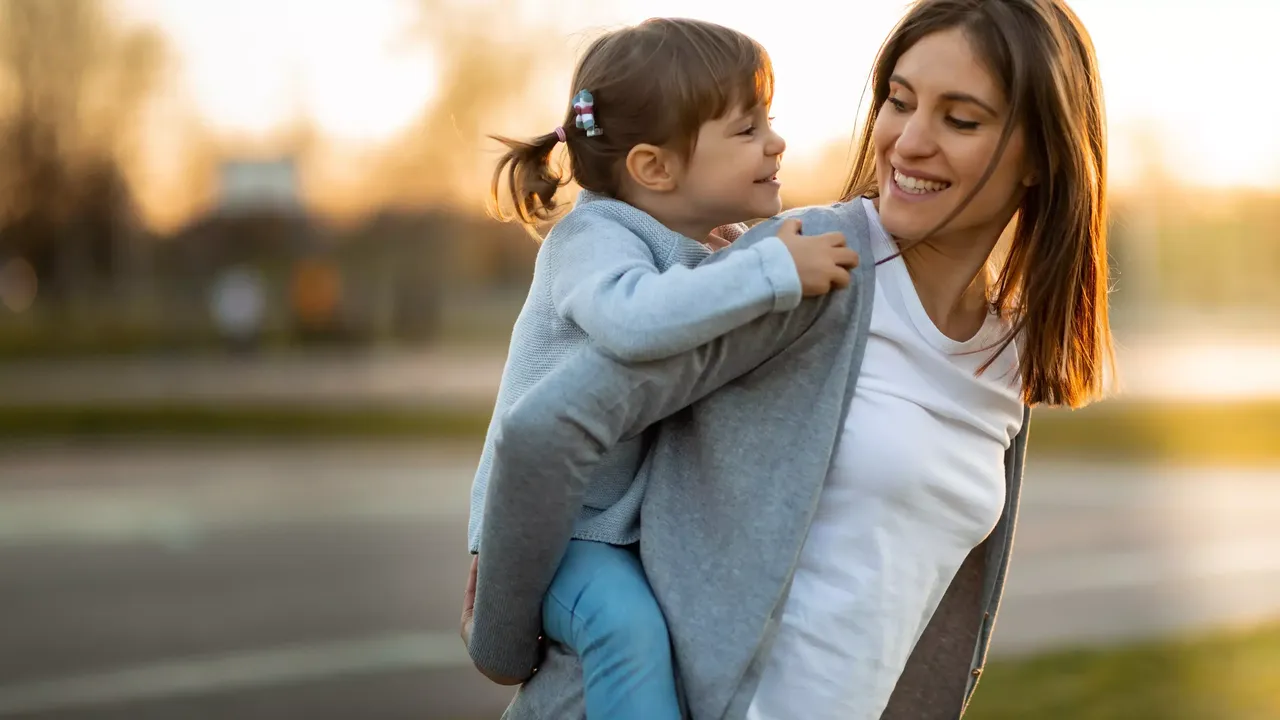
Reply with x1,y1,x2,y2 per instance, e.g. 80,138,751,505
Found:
546,213,801,362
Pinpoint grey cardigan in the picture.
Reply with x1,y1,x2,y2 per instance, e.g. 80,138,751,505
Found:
470,198,1032,719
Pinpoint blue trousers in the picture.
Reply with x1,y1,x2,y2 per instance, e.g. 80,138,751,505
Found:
543,540,681,720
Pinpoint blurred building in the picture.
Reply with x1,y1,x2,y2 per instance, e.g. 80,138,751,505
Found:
153,154,469,351
216,158,304,218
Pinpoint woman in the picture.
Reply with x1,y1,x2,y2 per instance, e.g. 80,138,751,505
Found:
467,0,1112,717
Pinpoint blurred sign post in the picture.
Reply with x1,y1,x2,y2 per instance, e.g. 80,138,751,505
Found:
205,157,303,350
216,158,302,217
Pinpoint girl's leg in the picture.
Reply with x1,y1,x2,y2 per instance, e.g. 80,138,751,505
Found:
542,540,681,720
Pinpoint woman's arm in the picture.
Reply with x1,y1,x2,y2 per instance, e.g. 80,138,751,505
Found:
466,208,858,680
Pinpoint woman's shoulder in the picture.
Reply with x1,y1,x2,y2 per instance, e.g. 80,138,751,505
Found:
780,197,867,224
743,198,872,251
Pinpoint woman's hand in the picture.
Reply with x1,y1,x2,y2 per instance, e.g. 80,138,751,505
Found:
461,554,529,686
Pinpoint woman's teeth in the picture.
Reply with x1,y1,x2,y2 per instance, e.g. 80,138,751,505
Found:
894,170,950,194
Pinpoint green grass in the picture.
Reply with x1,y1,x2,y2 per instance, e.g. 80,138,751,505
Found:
966,621,1280,720
0,399,1277,464
1028,400,1280,464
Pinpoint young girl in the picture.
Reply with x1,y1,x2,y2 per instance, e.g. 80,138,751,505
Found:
465,17,859,718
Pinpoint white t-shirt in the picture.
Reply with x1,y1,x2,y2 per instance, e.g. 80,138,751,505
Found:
745,199,1026,720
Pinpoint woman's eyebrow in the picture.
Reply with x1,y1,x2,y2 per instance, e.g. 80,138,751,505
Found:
889,73,999,116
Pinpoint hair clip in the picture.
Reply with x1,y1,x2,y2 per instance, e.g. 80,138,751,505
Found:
572,90,603,137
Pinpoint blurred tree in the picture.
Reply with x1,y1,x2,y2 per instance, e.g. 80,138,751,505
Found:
0,0,167,316
320,0,560,290
382,0,553,204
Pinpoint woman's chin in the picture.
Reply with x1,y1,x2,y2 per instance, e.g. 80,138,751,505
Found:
878,213,928,243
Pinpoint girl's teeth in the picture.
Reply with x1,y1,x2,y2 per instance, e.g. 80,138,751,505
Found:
894,170,950,194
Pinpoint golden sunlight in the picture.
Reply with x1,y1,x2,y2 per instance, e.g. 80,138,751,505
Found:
121,0,437,141
116,0,1279,229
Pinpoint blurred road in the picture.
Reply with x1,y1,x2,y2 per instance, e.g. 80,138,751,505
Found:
2,441,1280,719
0,349,505,410
2,329,1279,407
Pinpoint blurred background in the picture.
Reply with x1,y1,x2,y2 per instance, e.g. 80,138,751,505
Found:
0,0,1276,718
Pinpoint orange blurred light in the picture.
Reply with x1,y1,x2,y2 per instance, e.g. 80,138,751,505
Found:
291,259,342,326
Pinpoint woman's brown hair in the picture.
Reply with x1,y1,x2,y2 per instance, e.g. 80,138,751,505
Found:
844,0,1113,408
487,17,774,238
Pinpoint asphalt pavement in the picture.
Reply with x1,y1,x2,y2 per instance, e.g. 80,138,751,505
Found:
2,441,1279,718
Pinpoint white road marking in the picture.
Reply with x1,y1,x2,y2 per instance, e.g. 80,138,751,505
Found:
1008,541,1280,597
0,632,469,716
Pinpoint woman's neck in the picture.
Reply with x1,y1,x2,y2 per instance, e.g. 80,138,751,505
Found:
901,244,992,342
871,197,1004,342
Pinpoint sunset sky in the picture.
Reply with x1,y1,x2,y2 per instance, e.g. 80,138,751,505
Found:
117,0,1278,197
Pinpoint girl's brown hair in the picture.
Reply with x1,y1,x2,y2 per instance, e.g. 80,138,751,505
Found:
844,0,1114,408
488,17,774,238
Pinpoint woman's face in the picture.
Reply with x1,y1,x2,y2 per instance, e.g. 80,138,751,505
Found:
873,27,1033,245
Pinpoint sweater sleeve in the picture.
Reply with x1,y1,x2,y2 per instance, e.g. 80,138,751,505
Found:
545,214,801,362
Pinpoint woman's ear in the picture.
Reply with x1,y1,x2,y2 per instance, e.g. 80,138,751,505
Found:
1022,157,1040,188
